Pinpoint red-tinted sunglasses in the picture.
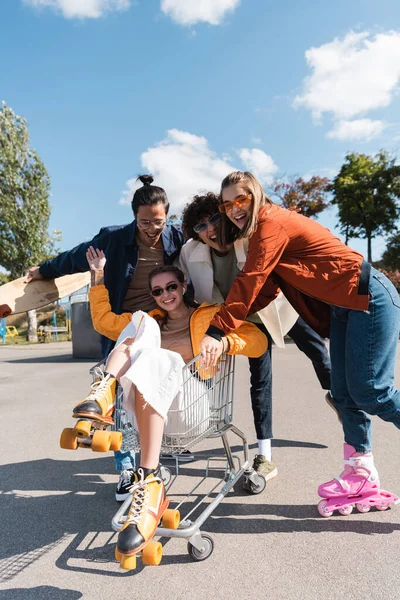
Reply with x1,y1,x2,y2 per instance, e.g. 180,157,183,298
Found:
218,194,252,214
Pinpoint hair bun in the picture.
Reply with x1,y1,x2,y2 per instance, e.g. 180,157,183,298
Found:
137,174,154,186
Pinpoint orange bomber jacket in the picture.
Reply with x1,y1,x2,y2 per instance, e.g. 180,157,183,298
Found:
88,285,268,358
209,204,370,339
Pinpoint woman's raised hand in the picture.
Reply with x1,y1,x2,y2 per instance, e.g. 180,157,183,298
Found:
86,247,106,270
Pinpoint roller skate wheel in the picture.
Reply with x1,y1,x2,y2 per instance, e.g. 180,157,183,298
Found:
91,430,111,452
338,504,353,516
74,420,92,439
375,504,389,511
120,555,137,570
115,547,122,561
142,541,162,566
60,428,78,450
162,508,180,530
109,431,122,451
317,499,333,517
187,534,214,561
356,503,370,513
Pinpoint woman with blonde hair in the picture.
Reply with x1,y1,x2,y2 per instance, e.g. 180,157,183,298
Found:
200,170,400,516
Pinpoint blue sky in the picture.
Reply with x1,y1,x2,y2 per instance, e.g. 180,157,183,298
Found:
1,0,400,260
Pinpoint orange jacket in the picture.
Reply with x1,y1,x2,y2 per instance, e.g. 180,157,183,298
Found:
209,204,370,339
88,285,267,358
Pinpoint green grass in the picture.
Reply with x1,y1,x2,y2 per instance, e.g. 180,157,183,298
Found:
1,333,71,346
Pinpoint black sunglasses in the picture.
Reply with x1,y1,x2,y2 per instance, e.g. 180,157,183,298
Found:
193,213,221,234
151,283,179,297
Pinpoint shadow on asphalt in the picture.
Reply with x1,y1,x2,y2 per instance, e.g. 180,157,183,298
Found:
1,454,399,581
0,586,82,599
3,355,94,364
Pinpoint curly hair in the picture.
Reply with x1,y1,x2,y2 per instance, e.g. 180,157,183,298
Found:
181,192,220,241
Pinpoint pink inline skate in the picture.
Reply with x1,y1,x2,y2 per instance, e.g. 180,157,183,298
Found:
317,444,399,517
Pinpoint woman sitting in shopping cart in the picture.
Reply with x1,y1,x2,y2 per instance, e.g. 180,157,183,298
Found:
72,246,267,563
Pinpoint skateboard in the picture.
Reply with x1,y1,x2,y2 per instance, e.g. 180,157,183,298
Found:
0,272,91,318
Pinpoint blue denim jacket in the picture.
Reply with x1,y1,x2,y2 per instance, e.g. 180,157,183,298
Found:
39,221,184,356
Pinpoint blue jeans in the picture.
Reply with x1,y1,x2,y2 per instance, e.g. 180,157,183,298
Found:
329,268,400,453
288,317,331,390
114,449,135,472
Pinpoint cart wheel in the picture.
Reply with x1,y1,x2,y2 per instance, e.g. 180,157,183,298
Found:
160,466,172,486
60,428,78,450
74,420,92,439
92,430,111,452
162,508,180,530
187,534,214,562
142,541,162,566
120,555,137,570
244,474,266,495
109,431,122,451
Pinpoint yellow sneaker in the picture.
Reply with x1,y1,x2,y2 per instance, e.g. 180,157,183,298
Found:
117,467,168,556
73,370,116,423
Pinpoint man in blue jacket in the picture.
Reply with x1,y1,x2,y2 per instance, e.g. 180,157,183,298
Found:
26,175,184,500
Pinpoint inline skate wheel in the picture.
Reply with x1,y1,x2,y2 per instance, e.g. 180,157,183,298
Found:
187,534,214,561
317,499,334,517
375,504,389,511
120,555,137,570
356,503,370,513
109,431,122,451
338,504,353,516
244,474,266,495
142,541,162,566
60,428,78,450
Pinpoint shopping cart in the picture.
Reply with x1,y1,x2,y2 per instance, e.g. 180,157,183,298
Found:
111,353,266,565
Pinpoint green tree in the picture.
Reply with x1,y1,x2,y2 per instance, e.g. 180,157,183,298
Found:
381,231,400,270
271,175,331,218
0,101,60,340
331,151,400,262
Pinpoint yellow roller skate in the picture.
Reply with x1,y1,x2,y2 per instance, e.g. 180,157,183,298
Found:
60,367,121,452
115,467,180,570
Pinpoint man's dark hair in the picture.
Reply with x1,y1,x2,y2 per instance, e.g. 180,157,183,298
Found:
131,174,170,216
181,192,219,240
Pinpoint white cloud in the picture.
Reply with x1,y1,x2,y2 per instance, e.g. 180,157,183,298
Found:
23,0,130,19
326,118,387,142
120,129,235,212
251,136,262,145
160,0,240,25
294,30,400,121
120,130,279,212
237,148,278,184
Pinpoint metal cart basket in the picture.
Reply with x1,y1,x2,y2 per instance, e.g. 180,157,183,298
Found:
112,353,266,562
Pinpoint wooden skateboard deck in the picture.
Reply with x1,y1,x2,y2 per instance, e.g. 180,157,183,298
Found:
0,272,91,318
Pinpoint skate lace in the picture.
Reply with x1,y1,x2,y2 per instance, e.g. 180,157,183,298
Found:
87,370,112,400
125,468,163,526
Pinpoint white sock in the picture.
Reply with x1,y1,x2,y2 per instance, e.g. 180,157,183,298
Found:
257,439,272,462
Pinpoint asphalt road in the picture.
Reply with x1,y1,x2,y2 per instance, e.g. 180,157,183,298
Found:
0,341,399,600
